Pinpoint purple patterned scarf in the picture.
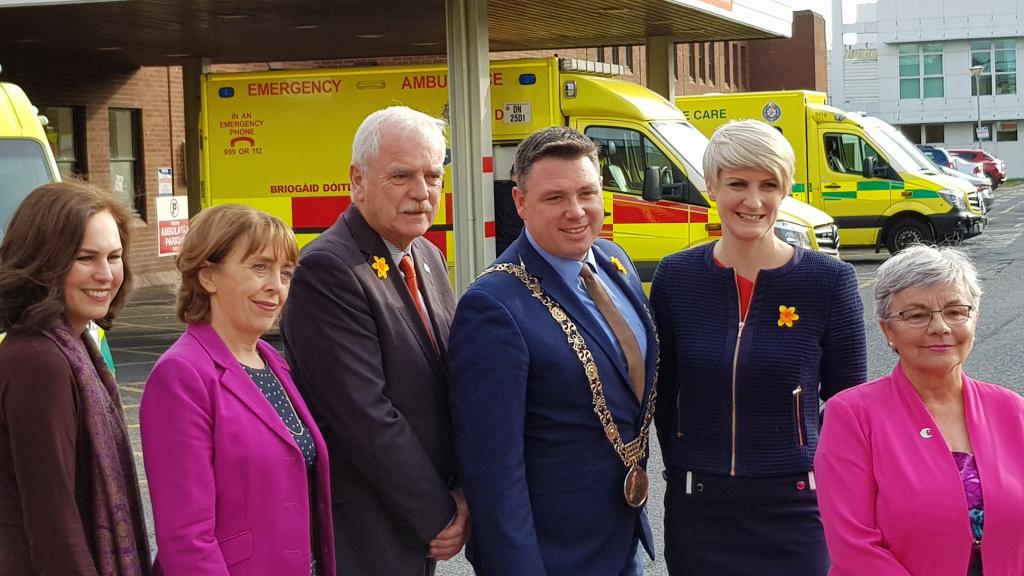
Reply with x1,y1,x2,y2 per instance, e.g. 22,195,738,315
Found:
42,321,151,576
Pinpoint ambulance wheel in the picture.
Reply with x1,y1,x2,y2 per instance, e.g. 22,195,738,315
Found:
886,219,933,254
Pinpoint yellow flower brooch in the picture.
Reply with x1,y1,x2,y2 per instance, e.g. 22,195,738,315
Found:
778,305,799,328
610,256,628,275
371,256,389,279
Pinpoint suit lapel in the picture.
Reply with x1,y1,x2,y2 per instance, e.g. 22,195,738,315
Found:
516,239,629,386
410,240,450,358
188,324,298,447
593,244,658,404
343,207,447,378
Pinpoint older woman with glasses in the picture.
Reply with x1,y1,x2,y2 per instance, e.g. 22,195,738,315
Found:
816,245,1024,576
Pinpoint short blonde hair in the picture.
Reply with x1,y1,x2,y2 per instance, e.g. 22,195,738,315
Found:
176,204,298,324
704,120,795,196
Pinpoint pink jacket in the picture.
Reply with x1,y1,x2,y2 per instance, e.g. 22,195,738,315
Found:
141,323,336,576
816,363,1024,575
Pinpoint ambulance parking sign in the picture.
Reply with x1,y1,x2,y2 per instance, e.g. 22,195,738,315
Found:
157,195,189,256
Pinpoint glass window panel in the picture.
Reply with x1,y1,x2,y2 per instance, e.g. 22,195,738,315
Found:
898,44,918,55
924,124,944,143
994,39,1015,51
970,40,992,51
109,109,135,160
996,121,1017,142
923,54,943,75
923,42,943,53
899,55,919,77
899,124,922,144
971,52,991,69
923,77,944,98
110,160,136,208
995,50,1016,73
978,75,993,96
995,73,1016,95
900,78,921,99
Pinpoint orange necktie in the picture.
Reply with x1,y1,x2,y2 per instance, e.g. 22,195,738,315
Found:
579,264,646,402
399,255,434,344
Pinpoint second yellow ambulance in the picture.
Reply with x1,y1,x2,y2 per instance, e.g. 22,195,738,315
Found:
677,90,986,253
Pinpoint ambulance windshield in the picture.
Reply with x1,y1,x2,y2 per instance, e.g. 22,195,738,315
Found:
0,139,54,241
863,122,931,173
652,121,707,188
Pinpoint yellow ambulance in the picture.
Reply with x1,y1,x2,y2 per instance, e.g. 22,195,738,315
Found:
201,58,838,280
676,90,986,253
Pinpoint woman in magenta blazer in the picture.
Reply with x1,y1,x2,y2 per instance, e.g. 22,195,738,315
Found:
816,245,1024,576
140,204,335,576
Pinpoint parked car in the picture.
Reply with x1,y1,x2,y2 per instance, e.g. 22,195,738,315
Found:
918,145,987,180
921,155,994,212
948,148,1007,188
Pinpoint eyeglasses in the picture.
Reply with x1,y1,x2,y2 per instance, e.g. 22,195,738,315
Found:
884,304,974,328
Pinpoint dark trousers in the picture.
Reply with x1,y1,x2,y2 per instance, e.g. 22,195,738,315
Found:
663,470,828,576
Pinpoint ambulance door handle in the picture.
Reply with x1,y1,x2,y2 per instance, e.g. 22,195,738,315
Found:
604,211,612,217
901,190,913,198
823,184,841,190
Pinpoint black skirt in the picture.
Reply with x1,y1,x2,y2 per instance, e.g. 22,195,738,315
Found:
663,470,829,576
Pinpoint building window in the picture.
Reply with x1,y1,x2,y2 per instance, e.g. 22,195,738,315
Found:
688,44,697,81
996,121,1018,142
971,39,1016,96
43,106,86,179
708,43,717,85
924,124,945,143
108,108,144,217
733,44,741,88
899,124,922,144
724,42,732,86
739,45,748,87
611,47,620,65
596,47,605,63
698,43,707,82
625,46,633,69
899,43,944,99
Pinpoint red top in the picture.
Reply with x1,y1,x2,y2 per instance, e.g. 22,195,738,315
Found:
714,257,754,320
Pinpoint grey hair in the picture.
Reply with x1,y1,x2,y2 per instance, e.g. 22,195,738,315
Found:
703,119,795,195
351,106,447,171
512,126,599,192
873,244,982,319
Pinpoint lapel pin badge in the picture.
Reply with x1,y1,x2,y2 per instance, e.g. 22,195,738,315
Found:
919,427,933,439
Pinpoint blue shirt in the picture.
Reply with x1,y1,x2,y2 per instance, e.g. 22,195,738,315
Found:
524,229,648,361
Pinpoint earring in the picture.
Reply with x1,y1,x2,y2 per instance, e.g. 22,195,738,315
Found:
888,341,898,354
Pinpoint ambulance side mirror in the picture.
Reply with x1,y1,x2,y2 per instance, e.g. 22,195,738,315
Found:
862,156,879,179
642,166,662,202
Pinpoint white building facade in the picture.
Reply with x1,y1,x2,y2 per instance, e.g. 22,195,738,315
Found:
830,0,1024,177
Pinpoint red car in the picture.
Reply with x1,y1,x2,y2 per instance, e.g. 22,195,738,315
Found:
948,148,1007,188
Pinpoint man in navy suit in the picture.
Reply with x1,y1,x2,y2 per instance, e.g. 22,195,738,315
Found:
448,127,657,576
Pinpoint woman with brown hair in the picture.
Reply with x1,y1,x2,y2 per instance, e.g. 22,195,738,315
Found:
140,204,334,576
0,182,151,575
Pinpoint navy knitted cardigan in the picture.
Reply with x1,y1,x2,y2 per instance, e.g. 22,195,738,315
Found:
651,243,867,477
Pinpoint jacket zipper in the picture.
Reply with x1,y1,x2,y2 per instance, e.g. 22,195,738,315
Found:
729,270,752,477
793,386,806,446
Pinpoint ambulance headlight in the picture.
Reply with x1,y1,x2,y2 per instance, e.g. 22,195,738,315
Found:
937,189,966,210
774,220,814,249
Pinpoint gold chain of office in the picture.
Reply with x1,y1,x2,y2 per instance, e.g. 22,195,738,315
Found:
479,263,659,469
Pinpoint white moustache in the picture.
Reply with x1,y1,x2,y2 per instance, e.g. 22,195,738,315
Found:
399,200,434,214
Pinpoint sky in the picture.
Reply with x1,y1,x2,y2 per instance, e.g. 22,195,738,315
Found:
787,0,877,48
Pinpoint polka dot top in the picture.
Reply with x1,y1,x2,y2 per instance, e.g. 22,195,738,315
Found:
243,361,320,575
242,362,317,469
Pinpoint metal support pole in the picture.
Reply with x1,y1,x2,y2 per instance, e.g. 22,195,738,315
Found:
446,0,494,294
974,75,981,145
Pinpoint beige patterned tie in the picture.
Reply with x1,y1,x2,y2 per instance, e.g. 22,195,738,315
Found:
579,264,645,402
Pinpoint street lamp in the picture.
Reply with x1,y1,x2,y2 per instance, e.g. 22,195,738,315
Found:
970,64,985,145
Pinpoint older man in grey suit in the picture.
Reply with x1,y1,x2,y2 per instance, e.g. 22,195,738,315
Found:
282,106,468,576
